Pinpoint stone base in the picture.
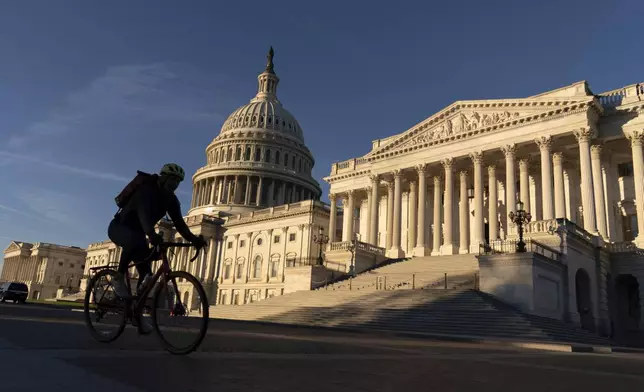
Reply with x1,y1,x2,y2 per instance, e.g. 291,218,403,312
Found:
459,246,470,254
413,246,431,257
632,235,644,249
386,247,405,259
441,244,457,255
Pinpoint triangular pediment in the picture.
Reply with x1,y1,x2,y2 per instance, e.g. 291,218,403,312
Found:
368,96,593,157
3,241,31,254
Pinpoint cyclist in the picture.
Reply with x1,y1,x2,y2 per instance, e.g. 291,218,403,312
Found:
108,163,207,298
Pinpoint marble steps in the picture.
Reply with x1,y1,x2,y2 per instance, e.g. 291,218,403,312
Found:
209,289,610,346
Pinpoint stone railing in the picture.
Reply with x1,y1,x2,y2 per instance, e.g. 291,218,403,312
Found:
524,219,558,234
331,157,369,175
202,160,300,176
597,83,643,107
605,241,644,255
328,240,386,256
480,238,563,263
224,200,327,224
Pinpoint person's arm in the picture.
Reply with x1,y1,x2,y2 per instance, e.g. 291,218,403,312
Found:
134,191,158,238
167,194,199,242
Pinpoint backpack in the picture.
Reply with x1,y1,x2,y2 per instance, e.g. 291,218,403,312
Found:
115,170,158,209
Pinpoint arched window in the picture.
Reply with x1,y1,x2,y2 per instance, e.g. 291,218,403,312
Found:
299,159,302,172
255,147,261,162
215,150,220,163
235,146,242,161
275,151,280,165
270,260,279,278
245,147,251,161
265,149,271,163
291,155,296,169
227,147,233,161
284,153,289,167
252,256,262,279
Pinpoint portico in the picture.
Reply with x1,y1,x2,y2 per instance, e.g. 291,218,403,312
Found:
325,81,644,257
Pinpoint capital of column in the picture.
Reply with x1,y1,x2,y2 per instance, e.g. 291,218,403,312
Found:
535,135,553,150
433,175,441,186
552,152,564,164
266,229,274,235
281,227,289,233
573,127,595,143
627,130,644,147
441,157,454,170
469,151,483,164
328,193,337,202
501,144,517,158
459,170,469,180
590,144,603,159
415,163,427,176
392,169,403,179
409,181,417,192
518,157,530,170
487,164,496,175
365,186,373,193
369,174,379,184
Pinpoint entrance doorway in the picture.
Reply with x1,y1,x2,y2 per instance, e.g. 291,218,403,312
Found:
614,274,641,339
575,268,595,331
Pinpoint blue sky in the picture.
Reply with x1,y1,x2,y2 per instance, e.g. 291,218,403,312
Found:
1,0,643,268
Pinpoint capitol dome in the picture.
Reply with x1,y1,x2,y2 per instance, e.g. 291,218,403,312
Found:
189,47,321,217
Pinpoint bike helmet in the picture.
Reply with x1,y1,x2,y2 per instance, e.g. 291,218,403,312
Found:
160,163,185,181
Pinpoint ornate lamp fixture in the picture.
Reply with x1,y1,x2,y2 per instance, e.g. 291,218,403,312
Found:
313,226,329,266
509,200,532,252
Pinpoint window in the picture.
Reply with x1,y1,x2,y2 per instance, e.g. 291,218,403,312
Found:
255,148,261,162
292,156,296,169
224,264,231,279
236,264,243,279
271,261,279,278
227,242,233,249
274,235,280,244
618,162,634,177
289,233,296,242
265,149,271,163
284,153,289,167
257,238,263,246
220,292,228,305
235,147,242,160
69,264,74,268
58,262,63,267
239,240,246,248
252,256,262,279
275,151,280,164
245,147,251,161
81,265,85,269
54,275,60,284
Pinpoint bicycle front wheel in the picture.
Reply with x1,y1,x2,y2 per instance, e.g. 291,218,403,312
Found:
84,269,128,343
151,271,209,355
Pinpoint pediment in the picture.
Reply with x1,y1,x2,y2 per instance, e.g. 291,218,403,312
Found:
3,241,30,254
369,98,592,157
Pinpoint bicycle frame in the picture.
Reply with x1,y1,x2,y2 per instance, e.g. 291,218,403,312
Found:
128,242,202,317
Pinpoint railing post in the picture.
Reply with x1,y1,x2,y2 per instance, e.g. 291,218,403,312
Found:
412,274,415,289
444,273,448,289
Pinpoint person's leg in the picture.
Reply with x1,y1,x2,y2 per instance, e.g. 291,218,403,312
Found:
108,219,148,297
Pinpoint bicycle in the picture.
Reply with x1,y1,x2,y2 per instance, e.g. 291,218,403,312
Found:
83,238,209,355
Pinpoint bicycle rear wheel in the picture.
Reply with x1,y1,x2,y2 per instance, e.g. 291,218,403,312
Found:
83,269,128,343
151,271,209,355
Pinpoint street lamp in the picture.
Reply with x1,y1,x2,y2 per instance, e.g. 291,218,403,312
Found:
347,237,357,277
313,226,329,266
509,200,532,252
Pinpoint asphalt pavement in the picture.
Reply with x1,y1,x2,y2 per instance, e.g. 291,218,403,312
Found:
0,302,642,391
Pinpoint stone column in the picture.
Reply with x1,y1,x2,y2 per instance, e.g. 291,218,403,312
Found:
604,159,620,241
256,176,263,206
191,184,197,208
459,170,470,254
553,153,566,219
431,175,442,256
519,158,531,214
365,186,372,243
328,194,337,244
442,158,456,255
268,179,275,206
591,144,608,239
280,181,287,205
388,170,405,258
470,152,485,252
386,182,394,250
536,136,554,220
488,165,498,241
209,177,217,204
408,180,417,252
414,165,430,256
574,127,598,235
217,177,225,204
502,144,517,237
369,175,380,246
341,190,355,242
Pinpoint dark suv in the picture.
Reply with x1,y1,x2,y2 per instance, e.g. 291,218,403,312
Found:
0,282,29,303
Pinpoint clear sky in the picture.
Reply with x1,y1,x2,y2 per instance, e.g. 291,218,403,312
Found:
0,0,642,268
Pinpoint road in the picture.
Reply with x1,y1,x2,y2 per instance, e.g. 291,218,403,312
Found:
0,302,642,391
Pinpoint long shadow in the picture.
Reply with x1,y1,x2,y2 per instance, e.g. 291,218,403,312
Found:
255,285,613,345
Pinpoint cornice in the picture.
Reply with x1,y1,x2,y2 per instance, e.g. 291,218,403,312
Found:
223,205,330,228
324,169,372,184
193,165,322,192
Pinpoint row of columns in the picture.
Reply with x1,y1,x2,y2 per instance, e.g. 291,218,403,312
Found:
0,255,40,283
329,127,628,256
191,176,314,209
209,144,312,175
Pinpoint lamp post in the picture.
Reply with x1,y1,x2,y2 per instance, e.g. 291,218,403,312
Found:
347,238,356,277
509,200,532,252
313,226,329,266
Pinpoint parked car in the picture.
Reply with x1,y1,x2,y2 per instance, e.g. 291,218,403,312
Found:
0,282,28,303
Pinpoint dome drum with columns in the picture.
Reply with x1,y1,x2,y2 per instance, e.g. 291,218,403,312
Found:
189,48,321,217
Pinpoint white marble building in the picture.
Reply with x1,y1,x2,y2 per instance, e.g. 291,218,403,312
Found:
325,80,644,338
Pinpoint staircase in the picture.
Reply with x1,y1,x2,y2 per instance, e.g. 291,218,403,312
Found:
209,255,611,346
321,254,480,291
